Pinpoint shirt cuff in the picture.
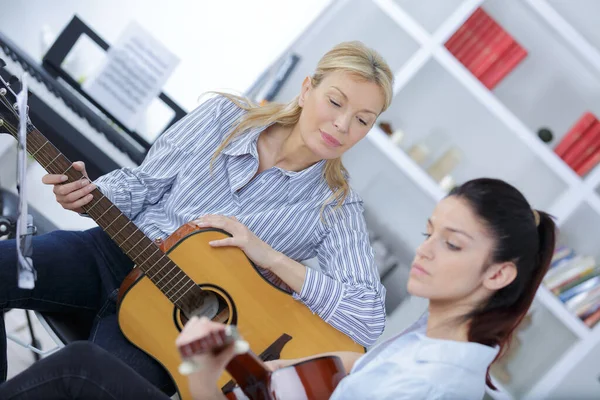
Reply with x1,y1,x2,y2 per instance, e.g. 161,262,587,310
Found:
293,267,344,322
94,180,131,217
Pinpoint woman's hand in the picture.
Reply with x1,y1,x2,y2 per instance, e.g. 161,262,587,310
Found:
194,215,281,270
41,161,95,213
175,316,234,400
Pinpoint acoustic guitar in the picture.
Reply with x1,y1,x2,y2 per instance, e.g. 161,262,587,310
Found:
177,324,347,400
0,62,363,400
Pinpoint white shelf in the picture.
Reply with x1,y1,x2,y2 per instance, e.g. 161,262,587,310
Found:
432,0,485,44
382,57,567,210
271,0,420,105
372,0,430,46
537,285,591,340
481,0,600,167
524,330,599,399
433,45,581,192
391,47,432,95
548,186,586,225
527,0,600,77
367,125,446,202
588,192,600,220
584,164,600,192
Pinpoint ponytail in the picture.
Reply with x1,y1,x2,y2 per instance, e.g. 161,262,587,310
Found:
448,179,557,389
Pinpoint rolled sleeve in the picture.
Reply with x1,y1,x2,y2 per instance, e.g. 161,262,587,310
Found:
294,198,387,347
94,95,235,219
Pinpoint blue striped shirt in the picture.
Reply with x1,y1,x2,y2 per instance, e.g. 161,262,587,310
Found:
93,95,386,346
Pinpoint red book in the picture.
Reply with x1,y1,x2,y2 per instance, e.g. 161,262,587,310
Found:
462,21,502,72
479,42,528,89
563,122,600,168
574,149,600,177
445,16,471,52
554,112,598,158
453,11,492,63
445,11,479,54
447,8,487,58
471,32,515,78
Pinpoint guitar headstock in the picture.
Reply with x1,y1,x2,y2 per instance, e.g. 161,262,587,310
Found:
177,324,250,375
0,57,23,140
0,58,31,142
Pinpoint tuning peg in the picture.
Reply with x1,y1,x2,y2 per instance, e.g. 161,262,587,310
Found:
8,75,21,92
0,58,5,68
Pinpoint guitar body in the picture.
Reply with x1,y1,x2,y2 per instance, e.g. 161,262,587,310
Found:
117,223,363,400
224,356,346,400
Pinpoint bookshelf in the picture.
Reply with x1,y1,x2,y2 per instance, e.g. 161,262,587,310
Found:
263,0,600,398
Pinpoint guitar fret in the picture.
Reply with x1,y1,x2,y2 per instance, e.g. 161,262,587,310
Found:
158,270,183,290
154,262,178,285
165,274,188,298
122,230,138,246
104,213,122,230
109,220,131,240
131,242,154,262
136,247,159,269
172,283,195,304
46,153,61,169
125,236,146,257
62,164,73,175
87,195,105,213
168,279,192,300
31,141,48,157
97,204,114,221
146,255,169,280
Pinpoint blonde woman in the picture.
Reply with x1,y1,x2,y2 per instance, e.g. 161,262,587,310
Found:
0,41,394,395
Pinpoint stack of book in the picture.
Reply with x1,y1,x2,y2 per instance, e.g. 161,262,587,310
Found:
445,7,528,90
553,112,600,177
544,246,600,328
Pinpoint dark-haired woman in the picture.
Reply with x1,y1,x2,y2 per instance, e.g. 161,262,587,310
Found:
0,177,556,400
174,177,556,400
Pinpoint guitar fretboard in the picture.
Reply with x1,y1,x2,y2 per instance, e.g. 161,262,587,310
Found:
25,127,205,312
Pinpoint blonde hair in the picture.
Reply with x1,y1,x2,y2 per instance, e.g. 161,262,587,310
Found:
211,41,394,208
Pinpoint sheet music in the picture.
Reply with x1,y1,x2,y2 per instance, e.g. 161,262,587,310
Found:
83,21,180,131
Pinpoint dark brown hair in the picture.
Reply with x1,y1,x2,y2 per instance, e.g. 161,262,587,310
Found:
448,178,556,389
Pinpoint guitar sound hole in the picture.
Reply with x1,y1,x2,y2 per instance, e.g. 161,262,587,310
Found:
175,287,233,330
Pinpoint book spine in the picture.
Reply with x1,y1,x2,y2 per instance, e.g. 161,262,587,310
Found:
574,149,600,177
554,112,597,158
460,15,497,69
450,8,489,62
479,42,528,90
562,121,600,168
470,30,513,78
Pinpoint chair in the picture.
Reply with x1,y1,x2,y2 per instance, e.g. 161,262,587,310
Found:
1,188,94,357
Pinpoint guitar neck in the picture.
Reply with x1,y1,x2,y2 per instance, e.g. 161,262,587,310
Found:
179,329,272,397
226,353,272,393
24,127,200,311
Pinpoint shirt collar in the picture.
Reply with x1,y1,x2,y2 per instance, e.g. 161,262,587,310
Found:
221,124,328,201
413,333,500,374
221,123,273,157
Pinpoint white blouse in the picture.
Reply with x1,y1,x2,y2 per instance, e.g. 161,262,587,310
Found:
329,313,500,399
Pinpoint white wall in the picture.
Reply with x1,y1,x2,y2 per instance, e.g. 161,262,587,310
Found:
0,0,333,111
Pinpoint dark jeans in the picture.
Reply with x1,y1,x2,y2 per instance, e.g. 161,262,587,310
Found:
0,227,175,395
0,341,170,399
